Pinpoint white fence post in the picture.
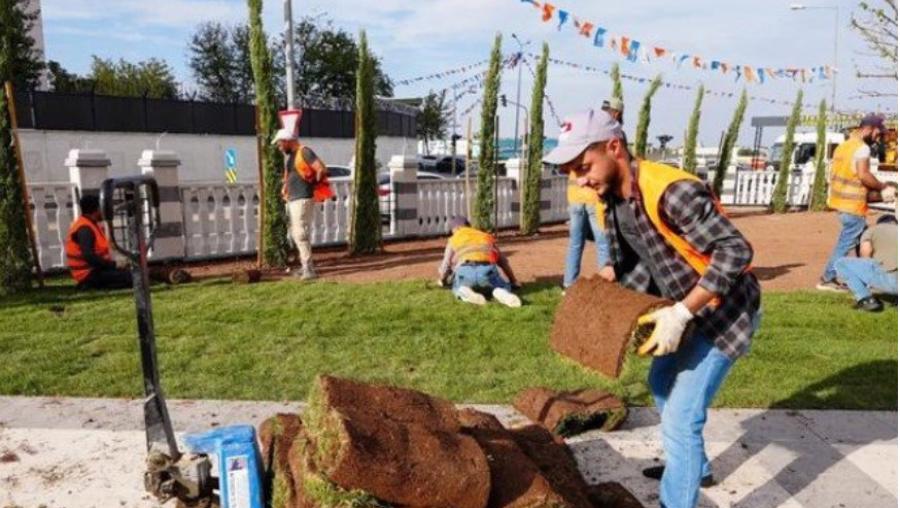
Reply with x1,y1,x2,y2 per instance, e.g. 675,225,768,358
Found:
66,149,110,211
389,155,419,237
505,158,524,227
138,150,186,261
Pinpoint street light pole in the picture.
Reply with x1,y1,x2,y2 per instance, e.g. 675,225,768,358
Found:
284,0,296,108
790,3,839,113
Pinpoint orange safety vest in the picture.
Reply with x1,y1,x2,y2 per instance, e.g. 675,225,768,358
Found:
637,160,744,278
449,227,500,265
293,144,335,203
827,137,868,216
65,216,111,283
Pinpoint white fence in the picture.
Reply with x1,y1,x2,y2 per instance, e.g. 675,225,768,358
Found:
28,183,77,270
27,167,898,271
730,170,813,206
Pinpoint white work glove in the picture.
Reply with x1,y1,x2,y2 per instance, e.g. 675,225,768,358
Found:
881,185,897,203
636,302,694,357
436,277,445,288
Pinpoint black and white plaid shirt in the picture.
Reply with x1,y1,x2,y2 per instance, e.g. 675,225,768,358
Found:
602,164,761,359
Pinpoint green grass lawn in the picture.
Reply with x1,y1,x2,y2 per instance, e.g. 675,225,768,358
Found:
0,278,895,409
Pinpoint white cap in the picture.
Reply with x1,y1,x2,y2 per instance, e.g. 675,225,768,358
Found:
271,128,297,144
543,109,623,165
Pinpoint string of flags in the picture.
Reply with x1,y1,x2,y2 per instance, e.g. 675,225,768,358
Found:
395,59,489,86
519,0,837,85
522,58,563,125
539,54,818,109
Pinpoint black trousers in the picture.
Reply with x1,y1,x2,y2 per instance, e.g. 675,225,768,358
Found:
78,268,133,290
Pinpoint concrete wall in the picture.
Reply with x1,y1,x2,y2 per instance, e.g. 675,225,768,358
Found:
18,129,415,183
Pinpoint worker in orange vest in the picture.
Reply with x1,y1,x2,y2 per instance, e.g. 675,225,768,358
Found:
436,216,521,307
544,109,760,508
65,195,131,289
273,128,333,280
818,114,897,292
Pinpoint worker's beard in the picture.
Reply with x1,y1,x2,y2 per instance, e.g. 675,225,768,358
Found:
863,133,879,146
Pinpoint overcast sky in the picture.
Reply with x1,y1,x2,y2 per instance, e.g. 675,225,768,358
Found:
40,0,898,147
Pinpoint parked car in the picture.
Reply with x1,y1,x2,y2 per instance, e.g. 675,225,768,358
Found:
417,155,438,171
434,156,468,175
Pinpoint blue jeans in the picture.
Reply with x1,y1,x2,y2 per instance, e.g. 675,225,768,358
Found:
648,335,735,508
834,257,898,301
453,263,509,297
821,213,867,282
564,203,610,287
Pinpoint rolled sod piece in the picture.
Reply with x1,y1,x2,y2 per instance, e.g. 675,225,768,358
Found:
288,430,388,508
586,482,645,508
508,425,596,508
457,409,570,508
233,268,262,284
259,414,303,508
550,276,670,378
303,375,491,508
513,387,628,437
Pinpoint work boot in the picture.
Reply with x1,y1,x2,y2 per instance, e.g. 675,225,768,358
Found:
815,279,848,293
492,287,522,308
457,286,487,306
855,296,884,312
642,465,715,488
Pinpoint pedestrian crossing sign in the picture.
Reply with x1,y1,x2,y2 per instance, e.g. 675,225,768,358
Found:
224,148,238,184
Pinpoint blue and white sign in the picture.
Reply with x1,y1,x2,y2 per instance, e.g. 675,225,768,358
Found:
224,148,238,183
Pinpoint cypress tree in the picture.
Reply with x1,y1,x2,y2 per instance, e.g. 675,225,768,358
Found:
808,99,829,211
0,1,34,293
348,31,381,255
521,42,548,236
772,90,804,213
634,74,662,158
610,63,623,101
474,33,503,231
682,85,704,174
713,90,747,196
247,0,289,267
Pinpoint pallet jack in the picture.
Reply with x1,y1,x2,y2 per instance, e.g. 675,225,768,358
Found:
100,176,264,508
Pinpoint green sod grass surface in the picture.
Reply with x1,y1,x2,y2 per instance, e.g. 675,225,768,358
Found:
0,278,895,409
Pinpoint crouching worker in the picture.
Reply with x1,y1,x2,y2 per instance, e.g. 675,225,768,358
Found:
65,195,132,290
437,217,522,307
834,214,897,312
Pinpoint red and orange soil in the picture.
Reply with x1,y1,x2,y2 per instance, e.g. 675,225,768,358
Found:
180,211,857,292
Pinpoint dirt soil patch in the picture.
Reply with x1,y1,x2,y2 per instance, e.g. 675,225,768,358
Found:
179,211,875,292
303,375,490,508
586,482,645,508
550,277,670,378
514,388,627,437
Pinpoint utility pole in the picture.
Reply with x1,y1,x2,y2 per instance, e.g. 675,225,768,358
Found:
511,34,530,157
284,0,296,108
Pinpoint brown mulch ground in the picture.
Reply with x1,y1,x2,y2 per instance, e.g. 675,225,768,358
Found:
183,209,888,292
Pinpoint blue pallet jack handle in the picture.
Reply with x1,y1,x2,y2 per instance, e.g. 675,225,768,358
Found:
184,425,264,508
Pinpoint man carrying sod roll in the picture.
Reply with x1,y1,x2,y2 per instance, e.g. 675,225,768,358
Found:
544,109,760,508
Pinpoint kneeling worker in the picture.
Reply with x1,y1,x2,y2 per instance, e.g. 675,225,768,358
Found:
65,195,132,289
834,214,897,312
544,109,760,508
437,217,522,307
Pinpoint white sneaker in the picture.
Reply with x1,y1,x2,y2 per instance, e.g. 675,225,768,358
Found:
457,286,487,305
492,288,522,308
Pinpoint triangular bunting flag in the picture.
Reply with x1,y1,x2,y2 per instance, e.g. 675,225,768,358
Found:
557,9,568,29
593,27,607,47
542,2,555,22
